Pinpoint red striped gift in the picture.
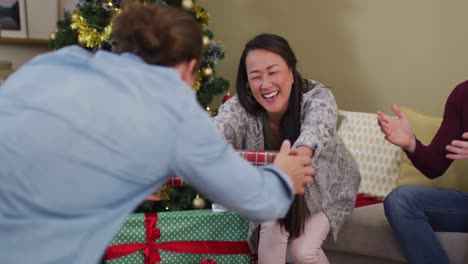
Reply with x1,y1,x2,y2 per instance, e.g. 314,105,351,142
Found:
167,151,276,187
237,150,277,166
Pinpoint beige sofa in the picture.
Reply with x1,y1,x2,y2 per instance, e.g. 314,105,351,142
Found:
323,203,468,264
318,110,468,264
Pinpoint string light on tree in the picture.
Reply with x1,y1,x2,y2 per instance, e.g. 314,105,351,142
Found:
206,106,213,116
181,0,194,10
102,0,113,10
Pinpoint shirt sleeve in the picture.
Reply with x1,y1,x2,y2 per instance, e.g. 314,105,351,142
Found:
213,96,247,149
293,85,338,158
172,103,294,222
406,84,465,178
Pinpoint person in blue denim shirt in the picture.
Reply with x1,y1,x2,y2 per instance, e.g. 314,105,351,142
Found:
0,3,313,264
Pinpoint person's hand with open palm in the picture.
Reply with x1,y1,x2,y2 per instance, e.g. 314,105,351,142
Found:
377,104,416,153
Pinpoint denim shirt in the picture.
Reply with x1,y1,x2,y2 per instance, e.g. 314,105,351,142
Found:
0,46,294,264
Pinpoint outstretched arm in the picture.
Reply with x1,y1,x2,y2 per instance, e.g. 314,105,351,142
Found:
173,107,313,222
294,86,337,158
273,141,314,194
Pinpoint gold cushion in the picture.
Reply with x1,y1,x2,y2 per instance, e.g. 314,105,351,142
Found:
397,107,468,191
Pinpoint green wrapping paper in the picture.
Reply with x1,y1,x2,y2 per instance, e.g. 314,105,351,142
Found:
105,210,251,264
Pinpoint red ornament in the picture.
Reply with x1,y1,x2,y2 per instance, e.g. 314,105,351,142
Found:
222,92,232,103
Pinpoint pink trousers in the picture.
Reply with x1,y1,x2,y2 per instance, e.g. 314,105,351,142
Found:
258,211,330,264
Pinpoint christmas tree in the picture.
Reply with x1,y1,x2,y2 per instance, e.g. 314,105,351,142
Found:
50,0,229,211
50,0,229,111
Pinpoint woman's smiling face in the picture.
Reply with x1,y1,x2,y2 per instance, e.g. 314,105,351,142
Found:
245,49,294,118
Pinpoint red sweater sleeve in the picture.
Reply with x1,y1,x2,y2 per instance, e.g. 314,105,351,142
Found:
405,81,468,178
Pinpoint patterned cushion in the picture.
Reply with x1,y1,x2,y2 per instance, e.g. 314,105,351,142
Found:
337,110,402,199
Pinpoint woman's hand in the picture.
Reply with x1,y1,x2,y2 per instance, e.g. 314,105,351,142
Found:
274,140,314,195
377,104,416,153
294,146,314,186
294,145,313,158
446,132,468,160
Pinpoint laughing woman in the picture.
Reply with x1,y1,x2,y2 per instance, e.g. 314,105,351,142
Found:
214,33,361,264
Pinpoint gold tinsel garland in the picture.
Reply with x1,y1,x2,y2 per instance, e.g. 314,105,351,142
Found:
193,73,202,92
70,1,208,49
191,3,210,27
69,1,210,88
70,10,115,49
155,185,171,201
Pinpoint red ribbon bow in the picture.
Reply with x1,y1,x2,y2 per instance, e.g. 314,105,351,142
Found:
105,213,250,264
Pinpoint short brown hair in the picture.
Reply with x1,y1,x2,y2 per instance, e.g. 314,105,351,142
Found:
112,3,203,67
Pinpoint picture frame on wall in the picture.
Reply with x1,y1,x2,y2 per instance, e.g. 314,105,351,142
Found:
0,0,28,38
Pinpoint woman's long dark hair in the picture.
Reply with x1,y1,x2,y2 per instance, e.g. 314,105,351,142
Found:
236,33,307,238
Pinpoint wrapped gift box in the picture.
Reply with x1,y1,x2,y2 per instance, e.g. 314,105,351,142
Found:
149,151,277,201
161,151,277,188
237,150,277,166
105,210,251,264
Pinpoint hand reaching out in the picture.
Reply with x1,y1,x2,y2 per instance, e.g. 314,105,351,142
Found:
446,132,468,160
377,104,416,153
274,140,314,195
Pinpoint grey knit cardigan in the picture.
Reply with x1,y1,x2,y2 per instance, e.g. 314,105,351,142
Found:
214,80,361,242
